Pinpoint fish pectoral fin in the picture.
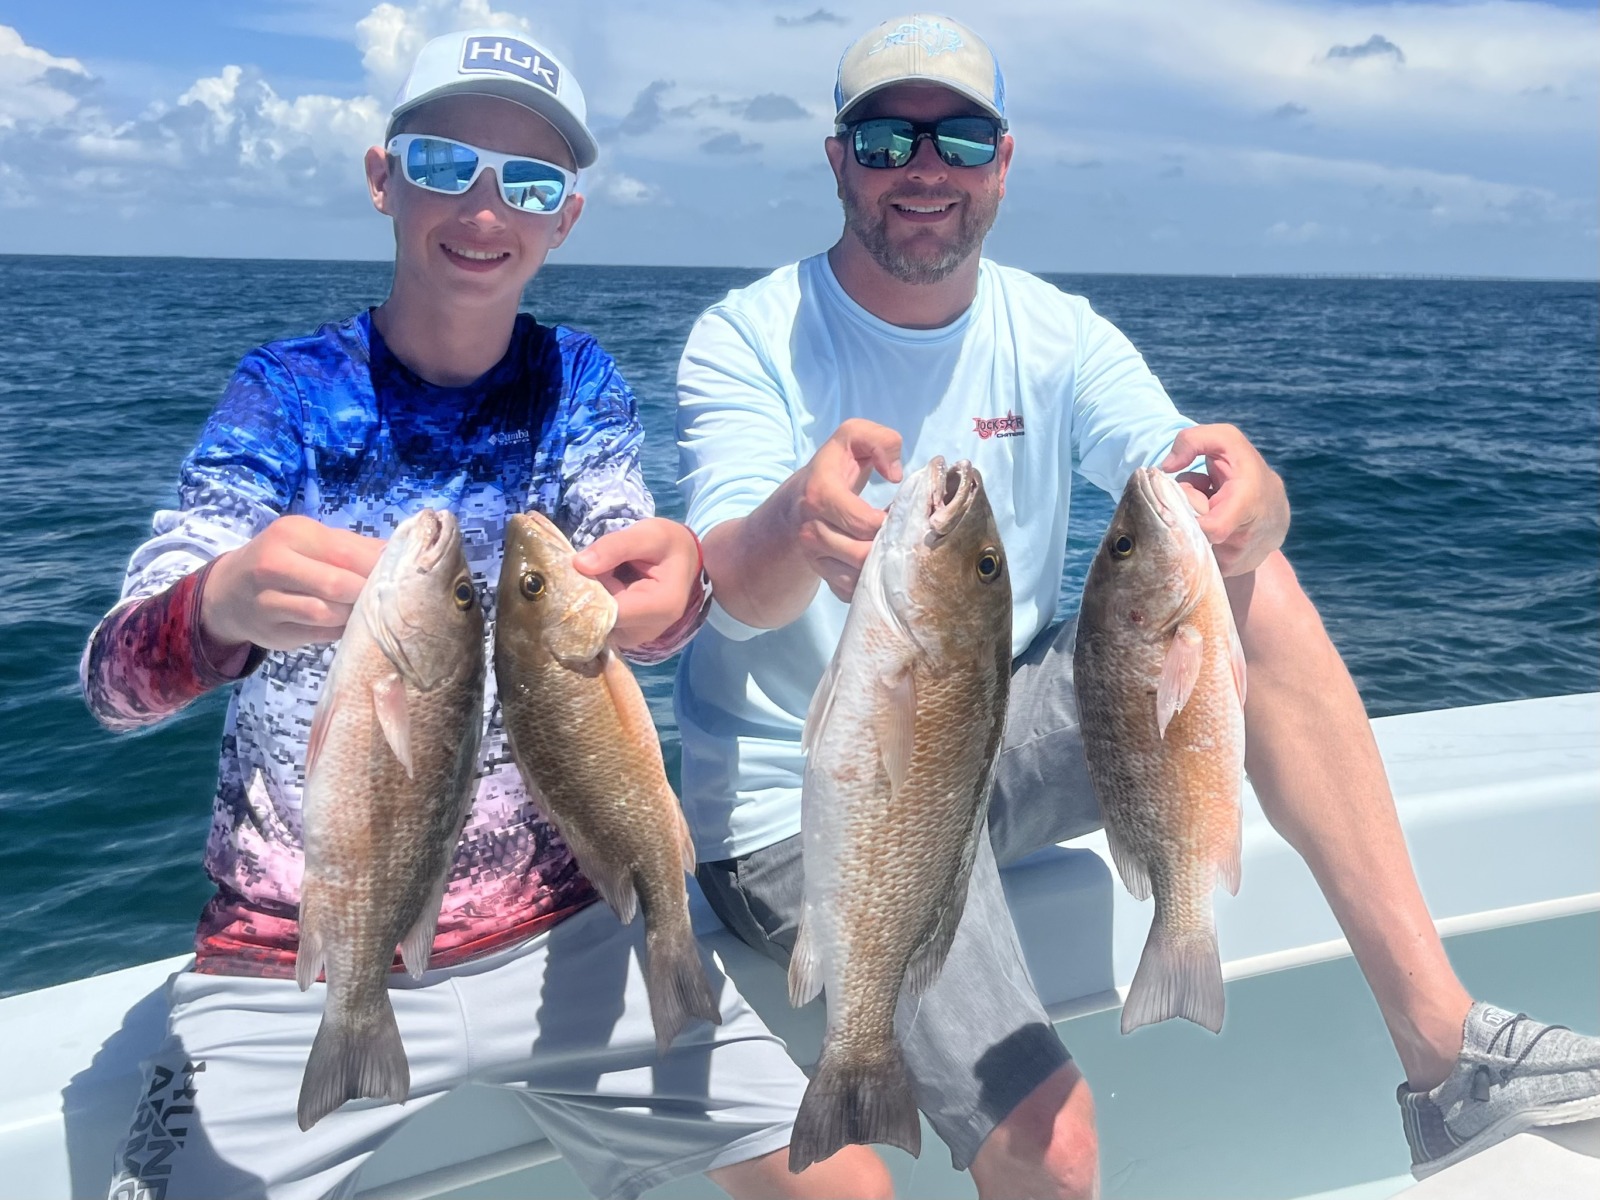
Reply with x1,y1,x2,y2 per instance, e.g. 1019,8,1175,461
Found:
876,665,917,795
371,672,414,778
1105,824,1153,901
788,911,824,1007
1156,624,1205,739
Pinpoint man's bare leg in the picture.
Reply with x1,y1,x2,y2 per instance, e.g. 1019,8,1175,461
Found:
709,1143,895,1200
1227,551,1473,1089
968,1060,1099,1200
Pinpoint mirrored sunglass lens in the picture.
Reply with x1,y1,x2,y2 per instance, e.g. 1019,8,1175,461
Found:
499,160,567,212
405,138,478,191
854,121,915,168
934,119,998,167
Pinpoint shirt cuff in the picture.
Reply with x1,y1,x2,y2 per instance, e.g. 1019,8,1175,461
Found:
622,568,712,665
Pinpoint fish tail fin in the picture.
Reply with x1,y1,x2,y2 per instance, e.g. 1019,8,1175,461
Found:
1121,913,1224,1035
644,924,723,1054
296,998,410,1131
788,1039,921,1174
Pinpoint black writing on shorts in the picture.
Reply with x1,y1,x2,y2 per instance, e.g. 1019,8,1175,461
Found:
109,1060,206,1200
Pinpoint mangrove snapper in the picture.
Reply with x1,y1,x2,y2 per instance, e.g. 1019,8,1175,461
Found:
296,508,487,1130
789,458,1013,1172
1073,467,1246,1035
493,511,720,1054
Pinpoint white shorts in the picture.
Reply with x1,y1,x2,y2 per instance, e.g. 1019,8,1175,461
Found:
106,901,806,1200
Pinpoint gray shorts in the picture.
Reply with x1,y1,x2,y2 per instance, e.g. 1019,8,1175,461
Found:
696,617,1100,1170
106,901,808,1200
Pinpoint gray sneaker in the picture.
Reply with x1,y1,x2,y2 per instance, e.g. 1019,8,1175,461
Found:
1398,1003,1600,1179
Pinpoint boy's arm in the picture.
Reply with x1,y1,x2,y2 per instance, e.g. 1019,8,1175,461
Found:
556,342,707,662
80,351,306,731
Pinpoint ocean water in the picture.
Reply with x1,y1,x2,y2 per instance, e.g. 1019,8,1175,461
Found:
0,255,1595,998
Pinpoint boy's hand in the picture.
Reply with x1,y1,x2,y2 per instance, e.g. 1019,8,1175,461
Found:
1160,424,1290,577
573,519,702,651
201,516,386,652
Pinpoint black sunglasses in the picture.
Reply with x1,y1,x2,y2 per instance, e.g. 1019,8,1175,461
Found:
842,116,1003,170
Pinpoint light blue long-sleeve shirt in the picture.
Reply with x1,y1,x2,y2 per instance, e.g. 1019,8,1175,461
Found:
674,254,1193,861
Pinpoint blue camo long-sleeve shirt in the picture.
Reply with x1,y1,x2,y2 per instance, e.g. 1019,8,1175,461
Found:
81,309,676,976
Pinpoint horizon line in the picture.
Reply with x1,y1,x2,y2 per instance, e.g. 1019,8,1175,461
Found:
0,250,1594,285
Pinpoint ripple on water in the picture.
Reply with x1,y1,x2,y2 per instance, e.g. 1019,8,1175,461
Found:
1,257,1594,995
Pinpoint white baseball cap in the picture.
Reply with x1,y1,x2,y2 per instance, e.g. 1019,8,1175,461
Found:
387,29,599,168
834,14,1007,129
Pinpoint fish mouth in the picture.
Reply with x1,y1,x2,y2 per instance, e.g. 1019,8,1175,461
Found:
506,510,575,562
399,508,458,576
926,458,979,539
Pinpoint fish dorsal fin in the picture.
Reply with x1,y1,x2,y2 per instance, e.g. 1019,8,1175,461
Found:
802,650,843,756
788,910,824,1007
372,671,414,778
600,651,696,875
1156,624,1204,739
545,586,617,667
877,664,917,795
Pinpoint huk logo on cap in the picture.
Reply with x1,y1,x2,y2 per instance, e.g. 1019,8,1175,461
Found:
459,35,560,95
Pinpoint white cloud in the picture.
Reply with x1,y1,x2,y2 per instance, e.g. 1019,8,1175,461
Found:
0,0,1593,273
0,24,93,130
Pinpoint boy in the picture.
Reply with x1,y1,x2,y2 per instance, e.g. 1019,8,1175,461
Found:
83,28,882,1200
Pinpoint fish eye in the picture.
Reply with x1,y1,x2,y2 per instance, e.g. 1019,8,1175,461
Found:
521,571,546,600
453,579,475,610
1111,534,1135,560
976,548,1002,581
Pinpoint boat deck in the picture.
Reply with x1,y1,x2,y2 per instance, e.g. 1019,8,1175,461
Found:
3,693,1596,1198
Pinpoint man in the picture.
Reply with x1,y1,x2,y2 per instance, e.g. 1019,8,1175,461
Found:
673,13,1600,1196
84,27,889,1200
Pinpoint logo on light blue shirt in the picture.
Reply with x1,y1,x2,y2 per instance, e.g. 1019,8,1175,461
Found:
459,36,560,94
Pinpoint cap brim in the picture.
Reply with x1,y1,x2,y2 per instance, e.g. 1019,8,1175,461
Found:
834,77,1007,129
387,82,599,169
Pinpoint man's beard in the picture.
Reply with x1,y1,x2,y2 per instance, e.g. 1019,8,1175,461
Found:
842,181,999,284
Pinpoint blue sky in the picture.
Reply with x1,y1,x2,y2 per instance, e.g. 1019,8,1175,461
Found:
1,0,1595,276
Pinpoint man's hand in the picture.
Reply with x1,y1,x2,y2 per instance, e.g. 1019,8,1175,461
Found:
573,518,701,651
784,418,903,602
1161,424,1290,577
200,515,386,652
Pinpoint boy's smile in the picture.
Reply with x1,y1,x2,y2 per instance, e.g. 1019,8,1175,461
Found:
368,93,584,301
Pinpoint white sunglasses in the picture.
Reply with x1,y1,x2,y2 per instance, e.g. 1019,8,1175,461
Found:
387,134,577,214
